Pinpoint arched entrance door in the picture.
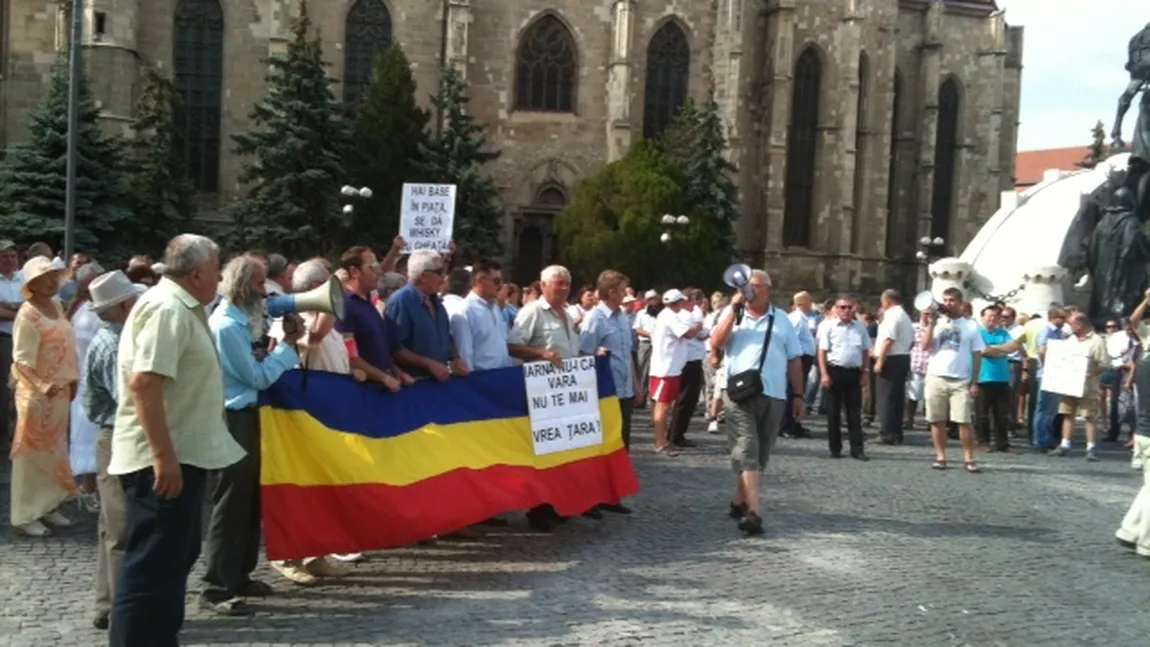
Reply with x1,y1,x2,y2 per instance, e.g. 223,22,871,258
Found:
514,186,567,285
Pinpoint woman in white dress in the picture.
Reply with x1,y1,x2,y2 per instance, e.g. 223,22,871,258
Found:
67,263,103,505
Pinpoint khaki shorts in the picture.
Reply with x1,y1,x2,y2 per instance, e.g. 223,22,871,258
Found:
924,375,972,425
722,393,783,473
1058,390,1102,419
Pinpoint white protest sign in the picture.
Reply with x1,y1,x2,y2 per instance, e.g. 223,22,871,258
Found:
524,356,603,456
1039,338,1087,398
399,183,456,253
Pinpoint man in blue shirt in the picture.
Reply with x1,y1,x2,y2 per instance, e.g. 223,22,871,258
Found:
974,305,1016,452
385,249,470,380
451,259,513,371
202,253,302,615
985,305,1067,450
710,269,805,536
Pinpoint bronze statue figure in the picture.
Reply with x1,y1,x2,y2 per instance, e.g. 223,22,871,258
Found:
1112,22,1150,163
1085,187,1150,324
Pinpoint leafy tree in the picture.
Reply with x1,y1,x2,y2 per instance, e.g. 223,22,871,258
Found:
660,95,740,257
123,69,196,256
225,1,353,257
413,66,503,259
556,140,725,290
347,44,430,248
1079,119,1110,169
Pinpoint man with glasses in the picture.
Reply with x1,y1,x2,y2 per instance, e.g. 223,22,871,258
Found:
451,260,512,372
335,246,413,391
385,249,470,381
817,296,873,460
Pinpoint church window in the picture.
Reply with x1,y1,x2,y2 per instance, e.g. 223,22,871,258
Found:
931,77,961,246
851,53,870,253
783,47,822,248
514,15,577,113
643,22,690,140
174,0,225,193
885,70,904,257
343,0,393,104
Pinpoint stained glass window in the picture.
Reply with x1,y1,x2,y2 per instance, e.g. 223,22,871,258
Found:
344,0,393,104
783,47,822,248
643,22,690,139
174,0,224,192
931,77,961,244
514,15,577,112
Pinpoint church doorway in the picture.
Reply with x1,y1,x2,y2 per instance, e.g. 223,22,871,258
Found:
514,186,567,285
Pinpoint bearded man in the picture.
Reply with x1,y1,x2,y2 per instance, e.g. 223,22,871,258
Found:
201,253,303,616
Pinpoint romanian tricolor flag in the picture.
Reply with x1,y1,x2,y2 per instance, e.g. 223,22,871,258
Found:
259,358,640,560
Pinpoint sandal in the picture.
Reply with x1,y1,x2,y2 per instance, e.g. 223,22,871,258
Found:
964,461,982,473
655,445,680,457
931,460,948,470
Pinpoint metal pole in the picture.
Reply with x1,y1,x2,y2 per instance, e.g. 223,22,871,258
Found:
63,0,83,262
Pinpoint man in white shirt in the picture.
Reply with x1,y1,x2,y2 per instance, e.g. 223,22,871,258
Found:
669,288,708,449
873,289,915,445
921,287,986,472
648,289,702,455
632,290,660,408
450,260,513,372
0,240,24,449
783,291,816,438
817,296,873,460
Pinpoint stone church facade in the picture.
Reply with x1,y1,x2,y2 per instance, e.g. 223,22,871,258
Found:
0,0,1022,293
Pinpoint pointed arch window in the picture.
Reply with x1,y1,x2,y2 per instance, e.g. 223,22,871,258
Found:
931,77,961,244
885,70,904,257
343,0,393,104
514,15,577,113
851,53,870,253
174,0,224,193
643,22,690,139
783,47,822,248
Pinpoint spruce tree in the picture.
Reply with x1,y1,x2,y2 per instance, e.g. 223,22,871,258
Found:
414,66,503,259
0,57,130,256
226,1,353,257
1079,119,1110,169
124,69,196,256
347,44,430,248
684,96,740,255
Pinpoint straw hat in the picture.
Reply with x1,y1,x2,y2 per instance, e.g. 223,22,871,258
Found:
20,256,68,299
89,271,148,313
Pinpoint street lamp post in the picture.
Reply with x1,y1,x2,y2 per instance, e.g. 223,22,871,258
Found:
63,0,84,262
340,184,373,217
659,213,690,244
914,235,946,292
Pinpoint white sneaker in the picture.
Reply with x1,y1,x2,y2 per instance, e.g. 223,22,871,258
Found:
42,510,73,527
13,519,52,537
1132,456,1144,470
329,552,364,563
272,562,318,586
707,420,719,434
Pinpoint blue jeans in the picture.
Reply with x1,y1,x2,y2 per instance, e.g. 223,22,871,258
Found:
1031,387,1061,450
110,465,207,647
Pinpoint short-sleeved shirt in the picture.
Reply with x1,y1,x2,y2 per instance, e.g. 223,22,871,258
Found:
650,307,692,377
722,305,800,400
977,327,1012,383
876,305,915,356
926,316,986,381
509,299,581,359
109,277,244,475
335,289,392,372
384,284,453,377
817,319,873,368
579,302,634,398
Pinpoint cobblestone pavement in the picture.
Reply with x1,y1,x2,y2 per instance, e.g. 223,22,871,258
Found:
3,413,1149,646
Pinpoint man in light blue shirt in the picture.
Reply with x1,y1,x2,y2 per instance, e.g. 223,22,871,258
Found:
710,269,804,537
578,270,637,516
451,259,513,371
202,253,301,615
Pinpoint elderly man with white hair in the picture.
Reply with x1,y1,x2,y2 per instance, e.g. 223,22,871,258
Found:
384,248,469,381
107,234,243,647
200,254,304,616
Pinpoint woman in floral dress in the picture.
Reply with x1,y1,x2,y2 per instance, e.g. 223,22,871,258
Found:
9,257,78,537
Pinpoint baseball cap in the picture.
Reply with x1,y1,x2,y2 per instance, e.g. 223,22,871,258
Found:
622,294,636,304
663,289,686,304
644,289,658,300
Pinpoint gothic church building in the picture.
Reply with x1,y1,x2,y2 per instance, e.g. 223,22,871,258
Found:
0,0,1022,293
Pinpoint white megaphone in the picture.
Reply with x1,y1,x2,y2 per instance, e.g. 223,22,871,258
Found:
723,263,755,300
266,276,347,321
913,290,939,312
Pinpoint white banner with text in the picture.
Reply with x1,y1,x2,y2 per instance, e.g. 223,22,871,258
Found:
399,183,456,253
524,357,603,456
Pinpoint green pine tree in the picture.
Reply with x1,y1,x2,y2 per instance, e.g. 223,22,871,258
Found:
225,1,353,257
124,69,196,256
657,99,701,168
1079,119,1109,169
683,96,740,256
347,44,430,248
413,66,503,259
0,57,130,257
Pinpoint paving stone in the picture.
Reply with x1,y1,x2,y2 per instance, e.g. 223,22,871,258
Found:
1,414,1147,645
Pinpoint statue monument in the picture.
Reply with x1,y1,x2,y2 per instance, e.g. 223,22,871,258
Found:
1059,22,1150,324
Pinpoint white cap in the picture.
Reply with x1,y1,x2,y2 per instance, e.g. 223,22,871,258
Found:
644,289,659,300
662,289,686,304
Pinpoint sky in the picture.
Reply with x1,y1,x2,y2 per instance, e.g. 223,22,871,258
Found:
998,0,1144,151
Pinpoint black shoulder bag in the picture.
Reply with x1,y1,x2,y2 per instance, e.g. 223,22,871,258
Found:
726,308,775,403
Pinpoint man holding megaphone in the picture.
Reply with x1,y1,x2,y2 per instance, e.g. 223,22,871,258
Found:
201,254,305,615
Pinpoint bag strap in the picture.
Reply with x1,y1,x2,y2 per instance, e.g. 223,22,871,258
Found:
753,307,776,371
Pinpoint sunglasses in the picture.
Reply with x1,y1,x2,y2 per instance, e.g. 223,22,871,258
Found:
836,304,852,310
1106,324,1119,329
